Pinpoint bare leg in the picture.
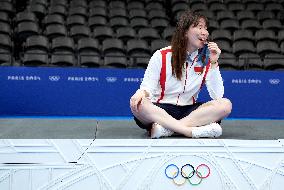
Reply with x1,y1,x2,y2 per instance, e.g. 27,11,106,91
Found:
179,98,232,127
131,98,195,137
131,98,232,137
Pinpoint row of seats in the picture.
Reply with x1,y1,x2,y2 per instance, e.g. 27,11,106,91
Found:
2,51,283,70
12,11,170,28
10,0,168,21
0,35,168,67
3,0,284,21
1,53,283,70
172,1,284,14
1,0,284,70
3,23,172,42
20,36,169,55
4,27,284,57
2,19,284,46
213,29,284,43
3,16,170,39
2,34,284,61
1,52,150,68
1,35,284,69
7,11,283,32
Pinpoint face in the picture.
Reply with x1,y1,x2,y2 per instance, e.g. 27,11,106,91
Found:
185,18,209,52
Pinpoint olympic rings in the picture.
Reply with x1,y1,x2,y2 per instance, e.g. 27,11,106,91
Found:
172,171,187,186
164,163,210,186
181,164,195,178
165,164,179,179
188,171,202,185
196,164,210,178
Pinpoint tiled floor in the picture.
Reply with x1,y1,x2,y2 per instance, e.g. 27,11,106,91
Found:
0,118,283,140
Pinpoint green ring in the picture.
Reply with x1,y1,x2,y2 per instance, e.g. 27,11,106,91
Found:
188,171,202,186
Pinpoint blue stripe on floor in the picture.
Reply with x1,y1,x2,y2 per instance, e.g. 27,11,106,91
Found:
0,116,133,120
0,116,283,120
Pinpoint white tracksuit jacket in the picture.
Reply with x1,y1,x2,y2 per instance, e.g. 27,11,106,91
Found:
140,46,224,106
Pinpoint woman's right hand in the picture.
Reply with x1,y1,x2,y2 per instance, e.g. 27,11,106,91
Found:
130,89,146,112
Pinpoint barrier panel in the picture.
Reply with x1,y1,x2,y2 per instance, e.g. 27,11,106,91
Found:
0,67,283,118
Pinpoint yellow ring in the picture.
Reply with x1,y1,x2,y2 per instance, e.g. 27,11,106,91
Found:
172,171,187,186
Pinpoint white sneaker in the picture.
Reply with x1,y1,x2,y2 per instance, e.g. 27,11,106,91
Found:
192,123,222,138
151,123,174,139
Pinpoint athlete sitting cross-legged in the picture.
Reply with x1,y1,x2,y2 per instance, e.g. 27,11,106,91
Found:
130,10,232,139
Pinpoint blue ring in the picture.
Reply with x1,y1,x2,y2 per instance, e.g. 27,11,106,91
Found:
165,164,179,179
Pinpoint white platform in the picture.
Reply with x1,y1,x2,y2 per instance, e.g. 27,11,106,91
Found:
0,139,284,190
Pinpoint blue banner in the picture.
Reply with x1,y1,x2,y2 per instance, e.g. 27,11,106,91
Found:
0,67,283,119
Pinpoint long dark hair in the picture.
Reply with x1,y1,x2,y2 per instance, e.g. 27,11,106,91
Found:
171,10,208,80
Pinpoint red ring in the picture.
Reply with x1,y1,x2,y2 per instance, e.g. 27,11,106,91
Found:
196,164,210,178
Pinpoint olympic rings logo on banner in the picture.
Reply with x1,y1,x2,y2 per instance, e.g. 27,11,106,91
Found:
165,163,210,186
49,76,60,81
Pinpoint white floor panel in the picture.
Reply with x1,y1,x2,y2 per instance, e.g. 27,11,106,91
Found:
0,139,284,190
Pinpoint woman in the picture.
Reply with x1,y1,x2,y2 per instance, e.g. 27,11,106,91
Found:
130,10,232,138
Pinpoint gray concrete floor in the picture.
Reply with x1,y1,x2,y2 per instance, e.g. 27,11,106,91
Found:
0,118,283,139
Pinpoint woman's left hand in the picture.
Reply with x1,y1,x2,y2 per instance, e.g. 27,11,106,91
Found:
207,42,221,65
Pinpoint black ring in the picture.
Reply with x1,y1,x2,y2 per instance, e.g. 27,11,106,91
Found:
181,163,195,179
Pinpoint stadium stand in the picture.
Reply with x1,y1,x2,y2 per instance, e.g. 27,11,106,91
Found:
0,0,283,70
